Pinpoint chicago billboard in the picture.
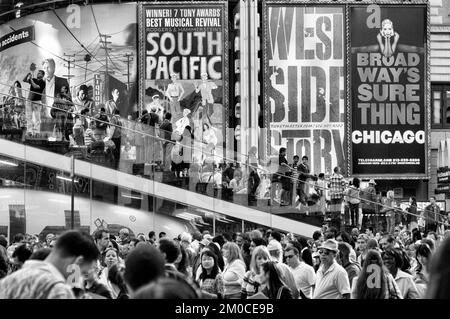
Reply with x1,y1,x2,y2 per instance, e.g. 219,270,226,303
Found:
350,5,428,177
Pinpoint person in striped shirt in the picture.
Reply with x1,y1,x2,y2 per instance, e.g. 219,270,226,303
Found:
327,167,347,231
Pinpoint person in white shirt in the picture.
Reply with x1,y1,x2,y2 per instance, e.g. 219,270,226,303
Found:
42,58,70,118
174,108,191,136
313,239,351,299
229,171,245,194
222,242,246,299
195,72,217,125
382,248,420,299
284,246,316,299
165,73,184,122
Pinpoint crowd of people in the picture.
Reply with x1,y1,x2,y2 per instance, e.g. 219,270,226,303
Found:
1,224,450,299
2,74,447,235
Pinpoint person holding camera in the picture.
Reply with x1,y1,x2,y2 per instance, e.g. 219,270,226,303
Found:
23,70,45,136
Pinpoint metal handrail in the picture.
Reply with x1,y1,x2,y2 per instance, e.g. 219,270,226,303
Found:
0,84,445,226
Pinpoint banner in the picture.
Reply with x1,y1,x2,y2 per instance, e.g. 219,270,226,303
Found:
0,3,137,140
0,26,34,52
437,167,450,184
350,6,427,177
265,5,346,175
142,2,228,162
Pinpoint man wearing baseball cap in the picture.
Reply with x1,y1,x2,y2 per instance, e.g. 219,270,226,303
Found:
313,239,350,299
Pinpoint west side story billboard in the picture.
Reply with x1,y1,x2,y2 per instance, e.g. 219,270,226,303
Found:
264,2,346,176
350,4,429,178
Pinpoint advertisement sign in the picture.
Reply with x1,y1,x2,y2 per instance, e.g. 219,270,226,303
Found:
264,4,346,175
437,167,450,184
0,26,34,52
0,3,137,140
140,2,228,162
94,74,101,104
350,5,428,177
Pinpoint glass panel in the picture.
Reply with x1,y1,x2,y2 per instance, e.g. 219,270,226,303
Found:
433,99,442,124
433,91,441,99
446,91,450,124
0,154,26,244
0,83,324,238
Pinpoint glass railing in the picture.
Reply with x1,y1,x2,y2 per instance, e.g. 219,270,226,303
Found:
0,140,319,239
0,83,443,236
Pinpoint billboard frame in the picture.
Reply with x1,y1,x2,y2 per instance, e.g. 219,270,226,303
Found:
347,0,430,180
262,0,430,179
262,0,348,175
137,1,230,152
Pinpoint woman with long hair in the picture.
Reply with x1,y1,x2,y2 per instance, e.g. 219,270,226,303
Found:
98,247,121,298
382,248,420,299
241,245,270,298
108,263,129,299
260,261,293,299
351,249,401,299
198,249,224,299
222,242,246,299
175,244,191,278
414,243,432,298
207,242,224,272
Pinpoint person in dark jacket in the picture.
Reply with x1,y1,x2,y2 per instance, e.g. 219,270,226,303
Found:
84,264,112,299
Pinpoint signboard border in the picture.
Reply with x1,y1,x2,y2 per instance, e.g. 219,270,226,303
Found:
137,1,229,150
347,0,430,179
262,0,348,175
263,0,430,179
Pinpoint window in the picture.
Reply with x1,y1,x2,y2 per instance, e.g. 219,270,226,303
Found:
431,85,450,129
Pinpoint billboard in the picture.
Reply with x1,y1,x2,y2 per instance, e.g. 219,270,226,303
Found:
0,3,137,140
139,1,229,162
264,4,346,175
350,5,428,177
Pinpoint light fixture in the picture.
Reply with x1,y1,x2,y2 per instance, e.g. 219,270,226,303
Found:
121,193,143,200
0,160,18,167
56,175,78,183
